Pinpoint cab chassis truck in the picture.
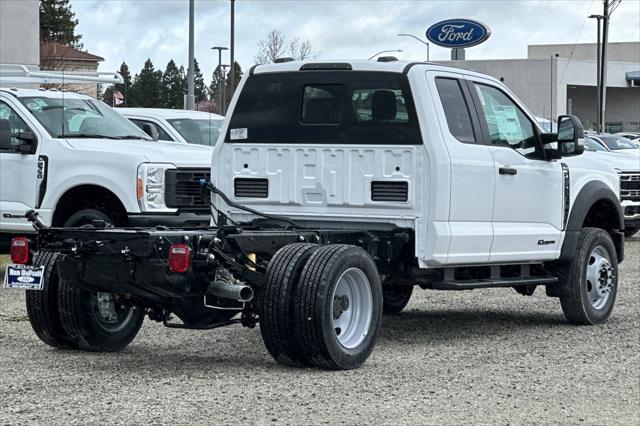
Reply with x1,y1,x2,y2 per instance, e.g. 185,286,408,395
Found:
5,60,625,370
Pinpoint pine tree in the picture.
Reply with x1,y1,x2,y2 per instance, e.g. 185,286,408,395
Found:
40,0,83,48
102,86,114,106
193,59,207,103
108,62,133,107
161,60,185,109
130,59,163,107
225,61,243,108
209,64,225,113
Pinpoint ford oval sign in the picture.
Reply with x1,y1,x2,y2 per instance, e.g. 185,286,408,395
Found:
426,19,491,48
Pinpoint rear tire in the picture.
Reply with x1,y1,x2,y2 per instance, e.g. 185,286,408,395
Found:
64,208,118,228
259,243,319,367
57,283,145,352
25,251,76,349
294,245,383,370
559,227,618,325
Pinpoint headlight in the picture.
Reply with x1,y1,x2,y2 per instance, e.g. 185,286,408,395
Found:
137,163,176,212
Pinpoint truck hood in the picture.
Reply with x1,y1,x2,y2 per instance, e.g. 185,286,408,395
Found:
64,138,213,168
583,151,640,172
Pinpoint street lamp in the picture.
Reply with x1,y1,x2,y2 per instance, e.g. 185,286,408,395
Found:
221,64,230,114
368,49,403,60
589,14,604,132
397,33,430,61
211,46,228,114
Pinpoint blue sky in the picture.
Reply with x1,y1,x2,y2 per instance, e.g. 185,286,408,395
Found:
72,0,640,79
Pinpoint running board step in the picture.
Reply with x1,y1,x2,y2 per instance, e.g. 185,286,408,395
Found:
432,276,558,290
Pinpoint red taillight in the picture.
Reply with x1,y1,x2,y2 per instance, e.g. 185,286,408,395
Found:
168,244,190,273
10,237,29,264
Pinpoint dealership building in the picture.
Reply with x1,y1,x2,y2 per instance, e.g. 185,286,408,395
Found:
439,42,640,133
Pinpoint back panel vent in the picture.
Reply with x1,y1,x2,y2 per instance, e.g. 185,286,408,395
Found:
371,181,409,202
234,178,269,198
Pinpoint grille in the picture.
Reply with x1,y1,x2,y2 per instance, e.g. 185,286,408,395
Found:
620,173,640,201
165,169,210,210
234,178,269,198
371,181,409,202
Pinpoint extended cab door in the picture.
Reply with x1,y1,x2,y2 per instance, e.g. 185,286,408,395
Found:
465,77,564,262
0,98,42,232
426,71,495,264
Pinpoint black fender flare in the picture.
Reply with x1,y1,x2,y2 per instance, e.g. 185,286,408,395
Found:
560,180,624,263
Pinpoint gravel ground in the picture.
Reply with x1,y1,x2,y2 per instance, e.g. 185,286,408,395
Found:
1,239,638,425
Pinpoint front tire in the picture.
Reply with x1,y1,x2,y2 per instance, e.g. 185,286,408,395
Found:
624,226,639,238
294,245,383,370
559,227,618,325
382,282,413,315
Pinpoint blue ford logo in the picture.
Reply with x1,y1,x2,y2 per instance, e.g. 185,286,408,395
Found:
426,19,491,48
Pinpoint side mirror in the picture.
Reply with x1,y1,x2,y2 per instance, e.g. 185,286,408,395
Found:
15,132,38,154
141,123,159,141
556,115,585,157
0,118,12,150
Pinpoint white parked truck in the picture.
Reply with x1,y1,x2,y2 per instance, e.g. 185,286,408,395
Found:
0,71,216,252
120,108,224,146
4,60,626,370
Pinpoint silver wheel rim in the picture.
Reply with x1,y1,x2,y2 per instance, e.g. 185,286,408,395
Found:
585,245,614,310
93,292,135,332
331,268,373,349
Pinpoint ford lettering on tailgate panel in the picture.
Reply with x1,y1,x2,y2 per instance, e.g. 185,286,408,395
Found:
222,145,417,215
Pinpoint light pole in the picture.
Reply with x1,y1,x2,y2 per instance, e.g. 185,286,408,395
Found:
186,0,195,110
397,33,430,61
211,46,228,114
550,53,559,126
368,49,403,60
229,0,236,99
221,64,230,114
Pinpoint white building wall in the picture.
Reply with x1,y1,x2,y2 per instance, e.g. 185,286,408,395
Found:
0,0,39,68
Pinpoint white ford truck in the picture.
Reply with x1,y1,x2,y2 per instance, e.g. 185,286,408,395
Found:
4,60,625,371
0,87,215,252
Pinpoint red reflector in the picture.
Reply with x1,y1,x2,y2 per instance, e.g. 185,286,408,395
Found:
10,237,29,264
168,244,190,273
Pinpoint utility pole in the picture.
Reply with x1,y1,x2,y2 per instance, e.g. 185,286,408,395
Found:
211,46,228,114
397,33,430,61
229,0,236,100
589,14,603,131
598,0,622,133
186,0,195,110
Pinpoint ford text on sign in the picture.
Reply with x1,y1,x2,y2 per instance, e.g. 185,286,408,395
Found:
426,19,491,48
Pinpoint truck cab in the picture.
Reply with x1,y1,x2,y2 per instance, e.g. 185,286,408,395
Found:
213,60,622,267
0,86,214,249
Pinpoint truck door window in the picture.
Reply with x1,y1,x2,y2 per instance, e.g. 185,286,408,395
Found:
435,78,476,143
473,84,543,159
130,119,174,142
0,101,34,152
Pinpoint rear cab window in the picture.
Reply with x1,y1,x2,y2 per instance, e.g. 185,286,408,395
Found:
226,71,422,145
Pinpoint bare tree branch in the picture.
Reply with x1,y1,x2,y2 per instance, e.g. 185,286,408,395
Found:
255,30,316,64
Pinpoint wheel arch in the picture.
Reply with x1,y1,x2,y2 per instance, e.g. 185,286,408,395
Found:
560,180,624,263
51,184,129,227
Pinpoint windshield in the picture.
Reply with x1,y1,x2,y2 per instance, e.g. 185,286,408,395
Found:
584,137,607,152
19,96,150,140
598,135,638,151
167,118,222,146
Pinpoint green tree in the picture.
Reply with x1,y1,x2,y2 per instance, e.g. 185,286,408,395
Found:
193,59,207,103
161,59,185,109
208,64,225,113
224,61,243,109
130,59,163,107
40,0,83,47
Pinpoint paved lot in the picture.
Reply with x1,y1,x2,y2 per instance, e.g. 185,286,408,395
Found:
1,238,638,425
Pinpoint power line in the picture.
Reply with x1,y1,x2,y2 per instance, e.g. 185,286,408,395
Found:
559,0,596,83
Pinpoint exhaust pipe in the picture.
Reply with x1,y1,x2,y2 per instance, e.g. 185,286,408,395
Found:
208,281,254,302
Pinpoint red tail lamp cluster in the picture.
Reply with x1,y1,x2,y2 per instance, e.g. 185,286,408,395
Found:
10,237,30,264
168,244,190,273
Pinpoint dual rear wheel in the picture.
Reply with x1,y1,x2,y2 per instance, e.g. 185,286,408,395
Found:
259,244,383,370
